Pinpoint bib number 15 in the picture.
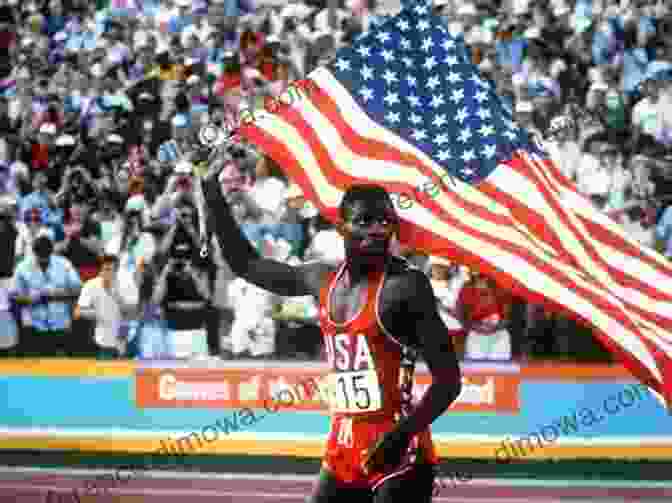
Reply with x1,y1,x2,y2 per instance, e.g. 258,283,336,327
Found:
329,370,382,413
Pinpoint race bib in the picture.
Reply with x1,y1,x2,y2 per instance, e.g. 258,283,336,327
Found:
327,370,382,414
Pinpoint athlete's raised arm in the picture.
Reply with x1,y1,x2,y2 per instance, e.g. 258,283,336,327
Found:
203,167,333,297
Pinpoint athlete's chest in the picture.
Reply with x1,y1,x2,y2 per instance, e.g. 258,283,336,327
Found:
326,269,406,326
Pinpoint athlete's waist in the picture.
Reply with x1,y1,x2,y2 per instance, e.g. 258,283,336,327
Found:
331,408,402,423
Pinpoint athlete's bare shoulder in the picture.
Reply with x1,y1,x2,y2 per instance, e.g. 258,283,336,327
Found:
295,259,339,298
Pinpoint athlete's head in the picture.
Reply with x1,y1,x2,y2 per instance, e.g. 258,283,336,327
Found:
338,184,399,263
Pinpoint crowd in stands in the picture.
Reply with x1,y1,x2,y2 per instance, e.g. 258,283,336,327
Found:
0,0,670,363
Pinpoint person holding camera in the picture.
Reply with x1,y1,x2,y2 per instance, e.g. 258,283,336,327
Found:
151,242,212,359
0,196,18,356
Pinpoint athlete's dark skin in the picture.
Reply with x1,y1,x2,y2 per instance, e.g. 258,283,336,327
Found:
203,168,462,489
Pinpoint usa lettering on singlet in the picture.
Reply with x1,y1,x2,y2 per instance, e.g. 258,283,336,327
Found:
324,332,383,414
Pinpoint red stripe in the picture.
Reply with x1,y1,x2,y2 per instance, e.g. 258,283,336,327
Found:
540,158,672,278
507,156,672,328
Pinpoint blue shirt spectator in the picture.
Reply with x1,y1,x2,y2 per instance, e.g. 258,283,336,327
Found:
13,250,82,332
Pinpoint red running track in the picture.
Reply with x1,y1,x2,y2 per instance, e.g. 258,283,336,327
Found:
0,469,671,503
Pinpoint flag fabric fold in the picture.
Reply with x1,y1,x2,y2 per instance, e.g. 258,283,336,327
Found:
237,0,672,409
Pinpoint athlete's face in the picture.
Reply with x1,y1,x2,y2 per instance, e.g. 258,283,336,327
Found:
341,198,399,261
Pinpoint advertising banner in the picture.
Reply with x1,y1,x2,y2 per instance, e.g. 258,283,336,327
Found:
135,367,520,413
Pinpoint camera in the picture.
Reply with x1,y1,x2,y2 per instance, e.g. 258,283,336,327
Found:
170,243,192,272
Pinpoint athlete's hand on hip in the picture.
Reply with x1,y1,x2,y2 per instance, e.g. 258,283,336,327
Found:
361,428,412,475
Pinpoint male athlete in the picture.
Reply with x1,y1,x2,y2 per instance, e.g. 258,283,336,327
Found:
203,166,462,502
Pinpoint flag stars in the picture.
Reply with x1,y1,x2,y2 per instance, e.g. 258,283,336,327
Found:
434,133,449,145
461,150,476,163
455,107,469,122
476,108,491,120
407,94,421,107
482,145,497,158
445,55,459,66
426,76,441,90
397,19,410,31
409,113,422,125
335,58,350,72
386,111,401,124
400,38,412,50
402,56,413,68
432,114,448,127
458,128,472,143
380,49,395,62
504,130,517,140
474,90,488,103
423,56,438,70
437,149,452,161
430,94,445,108
450,89,465,103
359,87,374,102
411,129,427,141
376,31,391,44
414,4,429,15
356,46,371,58
446,71,462,84
441,39,456,51
361,66,374,80
382,70,398,85
421,37,434,52
383,92,399,105
417,19,430,31
406,75,417,87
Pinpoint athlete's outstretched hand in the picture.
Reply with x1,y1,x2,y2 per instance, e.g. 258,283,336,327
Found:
361,428,412,475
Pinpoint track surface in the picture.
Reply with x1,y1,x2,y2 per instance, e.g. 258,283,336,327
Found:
0,468,670,502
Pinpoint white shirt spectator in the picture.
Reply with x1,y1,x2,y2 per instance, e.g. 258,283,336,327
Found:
77,276,125,349
228,276,277,356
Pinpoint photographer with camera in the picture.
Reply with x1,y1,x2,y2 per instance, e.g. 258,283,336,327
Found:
151,240,212,360
0,196,18,356
152,190,217,358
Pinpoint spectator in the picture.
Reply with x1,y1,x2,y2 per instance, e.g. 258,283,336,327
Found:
0,196,18,356
151,242,212,359
74,253,137,359
12,234,81,356
456,269,512,361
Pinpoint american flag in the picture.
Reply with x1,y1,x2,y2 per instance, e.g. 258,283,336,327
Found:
238,1,672,408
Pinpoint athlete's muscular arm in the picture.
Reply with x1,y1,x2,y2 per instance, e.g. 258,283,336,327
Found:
395,270,462,433
364,269,462,474
202,171,332,297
